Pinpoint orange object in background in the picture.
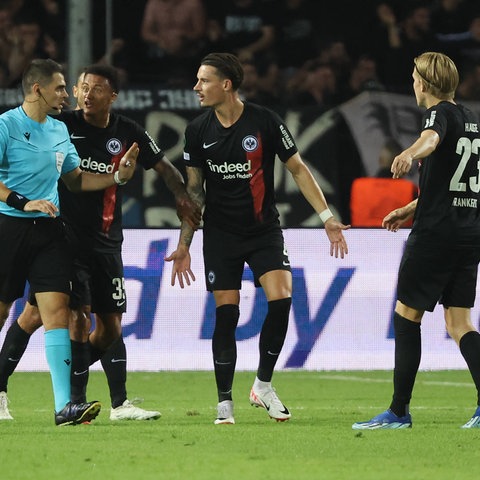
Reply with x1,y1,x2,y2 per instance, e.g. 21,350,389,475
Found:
350,177,418,227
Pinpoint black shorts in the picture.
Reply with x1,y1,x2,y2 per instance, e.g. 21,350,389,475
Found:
397,241,480,311
0,214,71,303
29,249,126,313
71,250,126,313
202,224,291,291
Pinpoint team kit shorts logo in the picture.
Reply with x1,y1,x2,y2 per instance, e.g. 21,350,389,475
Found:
208,270,215,285
106,138,122,155
242,135,258,152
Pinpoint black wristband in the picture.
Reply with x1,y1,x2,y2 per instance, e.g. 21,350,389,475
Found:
6,191,30,211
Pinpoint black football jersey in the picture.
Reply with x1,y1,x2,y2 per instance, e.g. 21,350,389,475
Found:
183,102,298,234
412,101,480,245
58,110,163,251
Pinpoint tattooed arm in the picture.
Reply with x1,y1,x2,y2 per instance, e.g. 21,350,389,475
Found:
164,166,205,288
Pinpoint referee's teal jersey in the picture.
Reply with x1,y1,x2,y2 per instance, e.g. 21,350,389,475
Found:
0,106,80,218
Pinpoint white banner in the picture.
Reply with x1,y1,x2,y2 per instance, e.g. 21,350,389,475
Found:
3,228,478,371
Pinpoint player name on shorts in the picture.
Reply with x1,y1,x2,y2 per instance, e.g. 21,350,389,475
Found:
452,197,478,208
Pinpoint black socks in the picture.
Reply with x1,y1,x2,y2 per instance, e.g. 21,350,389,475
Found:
212,304,239,402
460,330,480,405
257,298,291,382
0,320,31,392
389,312,421,417
101,335,127,408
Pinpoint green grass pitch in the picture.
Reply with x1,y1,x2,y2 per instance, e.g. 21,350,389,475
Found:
1,370,480,480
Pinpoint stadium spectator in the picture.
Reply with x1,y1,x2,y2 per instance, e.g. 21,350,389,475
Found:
338,54,385,102
0,0,65,87
369,2,439,93
456,62,480,101
140,0,208,86
430,0,472,34
5,14,58,88
206,0,276,64
274,0,319,79
436,13,480,70
239,59,281,108
0,4,13,71
285,60,338,110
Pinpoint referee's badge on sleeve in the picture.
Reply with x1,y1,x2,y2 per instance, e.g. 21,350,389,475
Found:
55,151,64,173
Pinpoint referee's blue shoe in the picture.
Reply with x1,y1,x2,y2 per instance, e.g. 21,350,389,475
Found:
461,406,480,429
55,401,101,426
352,409,412,430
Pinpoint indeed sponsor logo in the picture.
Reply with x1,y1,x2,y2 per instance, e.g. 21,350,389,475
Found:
207,159,251,174
80,157,114,173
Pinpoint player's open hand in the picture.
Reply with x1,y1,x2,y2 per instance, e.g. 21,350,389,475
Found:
324,218,350,258
117,142,139,182
165,246,196,288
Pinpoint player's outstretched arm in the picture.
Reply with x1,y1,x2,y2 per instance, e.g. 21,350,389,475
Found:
391,130,439,178
285,153,350,258
62,143,139,192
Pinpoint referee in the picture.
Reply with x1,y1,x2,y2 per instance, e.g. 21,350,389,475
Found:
0,59,138,425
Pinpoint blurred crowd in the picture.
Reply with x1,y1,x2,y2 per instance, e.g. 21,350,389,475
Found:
1,0,480,109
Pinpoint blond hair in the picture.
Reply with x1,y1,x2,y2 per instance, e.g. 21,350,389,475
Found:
414,52,458,100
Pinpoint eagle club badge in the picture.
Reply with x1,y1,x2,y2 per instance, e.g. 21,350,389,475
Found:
106,138,122,155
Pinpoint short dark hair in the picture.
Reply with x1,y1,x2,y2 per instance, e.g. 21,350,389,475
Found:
83,64,120,93
200,52,244,90
22,58,63,95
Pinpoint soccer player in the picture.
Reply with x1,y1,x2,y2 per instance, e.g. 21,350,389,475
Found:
0,59,139,425
352,51,480,430
0,64,200,422
166,52,349,424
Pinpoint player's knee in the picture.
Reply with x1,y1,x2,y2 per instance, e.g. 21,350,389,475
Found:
0,301,12,329
17,303,43,333
213,304,240,346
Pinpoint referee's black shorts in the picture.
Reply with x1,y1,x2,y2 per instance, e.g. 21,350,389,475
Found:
397,241,480,311
0,214,72,303
202,223,291,291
